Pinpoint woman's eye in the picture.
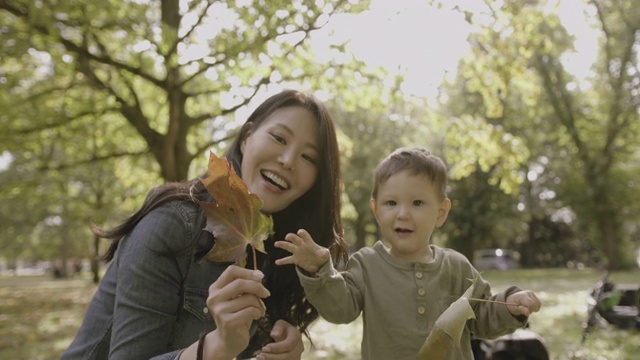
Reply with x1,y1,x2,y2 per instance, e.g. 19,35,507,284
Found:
270,133,286,144
302,154,317,164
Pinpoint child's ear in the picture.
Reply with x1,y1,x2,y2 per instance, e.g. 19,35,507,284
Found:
369,199,378,220
436,198,452,227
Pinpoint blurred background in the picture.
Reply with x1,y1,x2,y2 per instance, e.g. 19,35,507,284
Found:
1,0,639,358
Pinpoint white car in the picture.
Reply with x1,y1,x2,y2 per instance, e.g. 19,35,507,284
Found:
474,248,521,271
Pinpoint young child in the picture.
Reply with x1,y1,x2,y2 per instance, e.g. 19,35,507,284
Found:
274,146,541,360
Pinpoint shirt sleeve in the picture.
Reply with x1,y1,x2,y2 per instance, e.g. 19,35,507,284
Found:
296,256,364,324
468,279,528,339
109,202,192,359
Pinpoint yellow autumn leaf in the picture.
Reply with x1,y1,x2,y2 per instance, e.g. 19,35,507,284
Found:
196,151,273,268
416,277,478,360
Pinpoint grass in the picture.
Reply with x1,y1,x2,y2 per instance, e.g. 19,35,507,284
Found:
1,268,638,359
0,275,98,360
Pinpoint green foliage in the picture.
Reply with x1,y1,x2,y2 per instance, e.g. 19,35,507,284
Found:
438,0,640,269
0,0,371,264
327,80,431,248
0,0,370,181
1,0,638,276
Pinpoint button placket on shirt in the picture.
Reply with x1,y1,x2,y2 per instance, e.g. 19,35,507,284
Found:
414,267,427,320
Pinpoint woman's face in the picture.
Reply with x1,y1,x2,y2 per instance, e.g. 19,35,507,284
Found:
240,106,319,214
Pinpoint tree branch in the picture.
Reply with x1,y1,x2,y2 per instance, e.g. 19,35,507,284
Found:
37,150,150,172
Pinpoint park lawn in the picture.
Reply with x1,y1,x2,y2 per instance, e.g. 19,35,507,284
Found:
1,268,638,360
0,275,98,360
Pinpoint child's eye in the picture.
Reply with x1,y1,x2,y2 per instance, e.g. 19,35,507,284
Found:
413,200,424,206
385,200,397,206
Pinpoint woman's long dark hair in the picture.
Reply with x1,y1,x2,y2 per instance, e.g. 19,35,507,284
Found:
95,89,348,344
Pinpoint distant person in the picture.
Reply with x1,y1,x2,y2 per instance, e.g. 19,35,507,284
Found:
275,147,541,360
61,90,349,360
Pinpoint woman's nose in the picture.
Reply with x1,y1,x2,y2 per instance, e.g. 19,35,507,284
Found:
278,150,295,171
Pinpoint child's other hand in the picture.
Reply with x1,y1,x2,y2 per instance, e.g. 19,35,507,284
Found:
506,290,541,317
274,229,330,275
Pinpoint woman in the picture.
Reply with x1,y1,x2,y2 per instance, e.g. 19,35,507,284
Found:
61,90,349,360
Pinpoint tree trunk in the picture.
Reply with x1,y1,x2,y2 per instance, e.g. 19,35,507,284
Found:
353,217,367,251
599,212,622,270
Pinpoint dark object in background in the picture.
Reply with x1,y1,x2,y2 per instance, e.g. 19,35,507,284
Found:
582,271,640,343
472,328,550,360
473,248,520,271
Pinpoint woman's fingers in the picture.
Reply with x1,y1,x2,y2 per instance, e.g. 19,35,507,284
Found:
213,295,266,326
210,265,265,290
207,265,270,324
257,320,304,360
205,265,271,354
209,291,265,316
209,265,269,300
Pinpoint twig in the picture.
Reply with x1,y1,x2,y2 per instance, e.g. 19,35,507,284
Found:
468,297,518,306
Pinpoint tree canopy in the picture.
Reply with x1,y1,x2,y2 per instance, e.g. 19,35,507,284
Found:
1,0,638,273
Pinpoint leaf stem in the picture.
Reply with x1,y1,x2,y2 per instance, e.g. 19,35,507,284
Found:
468,297,518,306
252,245,257,270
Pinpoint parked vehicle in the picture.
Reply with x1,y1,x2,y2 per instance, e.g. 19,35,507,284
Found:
581,272,640,343
473,248,520,271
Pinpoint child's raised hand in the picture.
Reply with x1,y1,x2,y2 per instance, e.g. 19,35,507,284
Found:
274,229,330,275
506,290,541,317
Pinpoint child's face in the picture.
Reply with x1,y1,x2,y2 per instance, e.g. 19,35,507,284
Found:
370,169,451,262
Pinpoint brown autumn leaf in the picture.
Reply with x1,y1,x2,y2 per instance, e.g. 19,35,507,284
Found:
416,276,478,360
196,151,274,268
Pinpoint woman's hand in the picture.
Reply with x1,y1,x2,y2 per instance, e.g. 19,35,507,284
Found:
506,290,541,317
255,320,304,360
274,229,330,275
204,265,271,359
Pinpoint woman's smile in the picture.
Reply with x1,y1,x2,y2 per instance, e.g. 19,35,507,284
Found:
240,106,319,214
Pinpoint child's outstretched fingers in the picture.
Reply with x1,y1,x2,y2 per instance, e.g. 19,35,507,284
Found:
274,229,330,275
507,290,541,316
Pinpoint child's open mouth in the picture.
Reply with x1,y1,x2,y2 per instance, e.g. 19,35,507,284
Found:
395,227,413,234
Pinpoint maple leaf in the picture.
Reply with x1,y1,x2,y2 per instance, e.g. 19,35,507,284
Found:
416,276,478,360
196,151,274,268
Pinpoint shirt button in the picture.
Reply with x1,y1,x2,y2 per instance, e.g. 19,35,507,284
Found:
418,306,426,315
415,272,423,279
203,307,209,314
418,288,426,296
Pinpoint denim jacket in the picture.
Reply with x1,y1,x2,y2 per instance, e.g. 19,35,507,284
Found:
61,199,230,360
